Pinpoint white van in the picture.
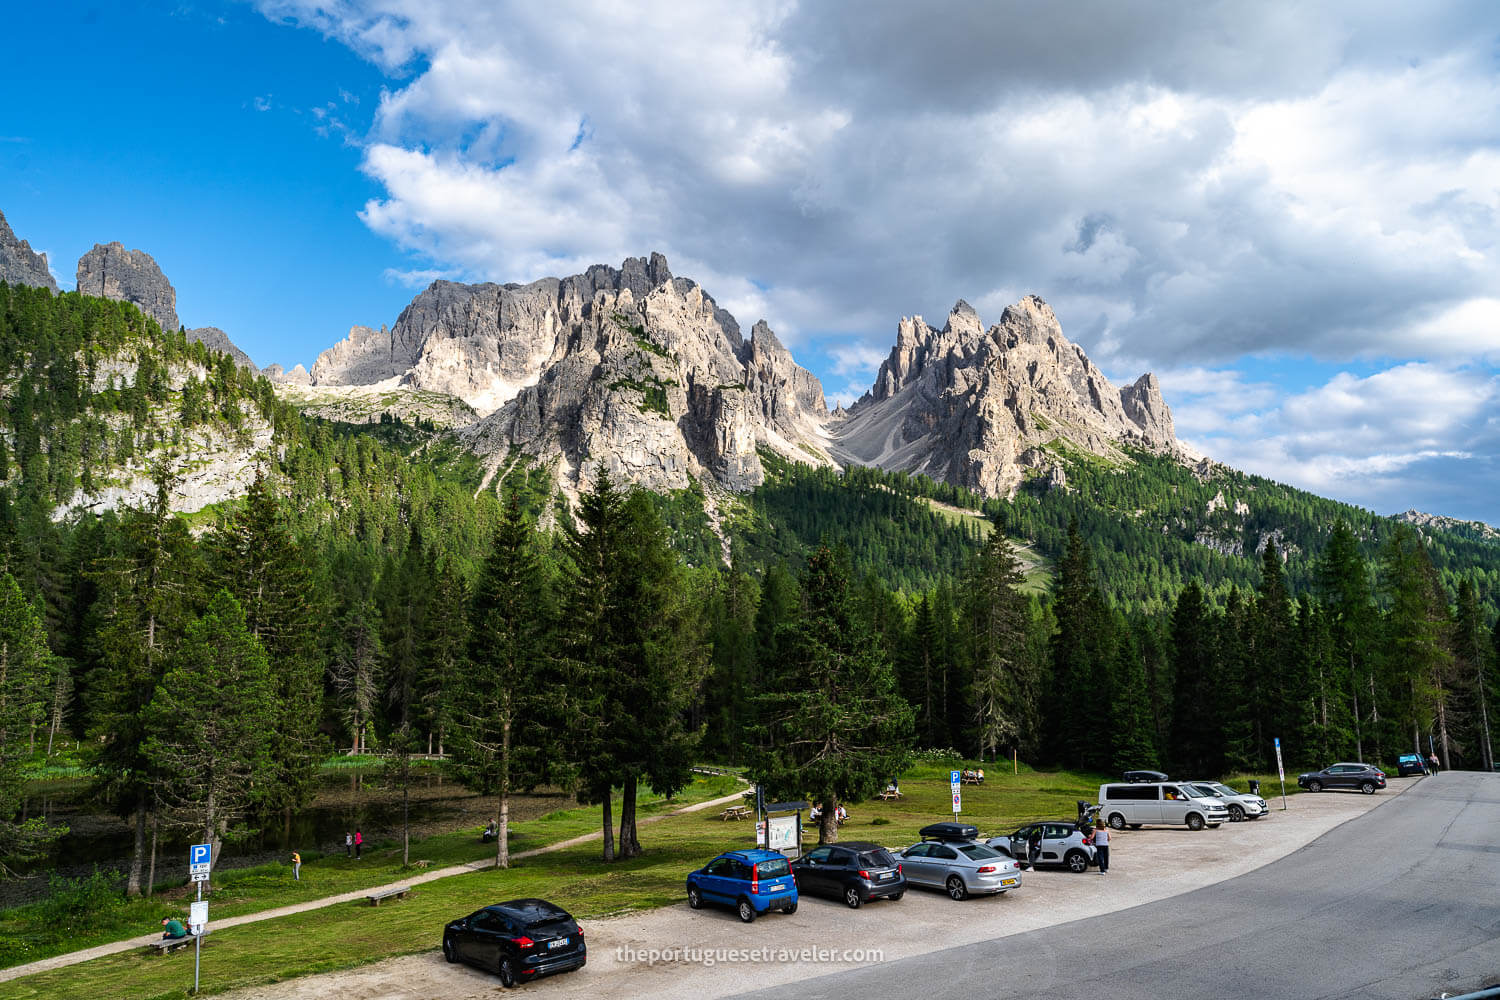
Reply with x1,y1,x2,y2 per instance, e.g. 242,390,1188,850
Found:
1097,782,1229,831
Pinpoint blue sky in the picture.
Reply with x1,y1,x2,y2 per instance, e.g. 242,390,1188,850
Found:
3,1,1498,524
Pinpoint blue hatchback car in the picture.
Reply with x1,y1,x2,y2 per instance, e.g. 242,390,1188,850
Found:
686,849,798,922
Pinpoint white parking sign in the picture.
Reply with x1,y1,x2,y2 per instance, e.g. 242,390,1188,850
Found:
950,770,961,814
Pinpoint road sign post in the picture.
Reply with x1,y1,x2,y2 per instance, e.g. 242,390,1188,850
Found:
950,770,961,814
188,845,212,993
1274,738,1288,811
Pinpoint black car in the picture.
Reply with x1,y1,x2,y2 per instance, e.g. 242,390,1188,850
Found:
1297,762,1387,794
1123,769,1169,783
1395,753,1427,777
443,898,585,988
790,841,906,908
917,821,979,841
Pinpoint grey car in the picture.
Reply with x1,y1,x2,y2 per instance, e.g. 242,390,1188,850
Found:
1186,781,1268,821
986,822,1097,873
897,839,1022,900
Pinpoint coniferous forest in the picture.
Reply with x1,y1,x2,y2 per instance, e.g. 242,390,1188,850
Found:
2,281,1500,883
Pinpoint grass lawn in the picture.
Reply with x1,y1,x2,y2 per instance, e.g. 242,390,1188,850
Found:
1,759,1112,1000
0,773,740,974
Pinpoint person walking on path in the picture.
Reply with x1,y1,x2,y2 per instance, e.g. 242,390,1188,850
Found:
1427,753,1440,775
1094,819,1110,874
345,832,353,858
354,829,363,860
292,851,302,881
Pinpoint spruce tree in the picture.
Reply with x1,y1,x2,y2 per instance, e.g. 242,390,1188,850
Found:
960,531,1033,761
1169,581,1220,775
451,491,555,868
1315,519,1374,761
750,545,912,844
0,572,65,869
1451,580,1492,770
142,591,276,869
1109,626,1158,771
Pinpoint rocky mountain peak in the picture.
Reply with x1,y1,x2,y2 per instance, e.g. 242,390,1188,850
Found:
830,294,1182,498
76,242,180,332
0,209,59,293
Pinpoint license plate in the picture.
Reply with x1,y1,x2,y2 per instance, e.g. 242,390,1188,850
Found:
548,938,569,950
878,873,891,881
1001,878,1018,887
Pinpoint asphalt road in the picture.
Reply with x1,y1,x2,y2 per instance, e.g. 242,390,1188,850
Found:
737,771,1500,1000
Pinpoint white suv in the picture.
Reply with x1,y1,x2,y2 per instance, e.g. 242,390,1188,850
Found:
1098,781,1229,831
1186,781,1268,822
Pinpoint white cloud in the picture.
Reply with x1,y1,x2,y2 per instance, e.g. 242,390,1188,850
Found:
827,341,889,378
255,0,1500,518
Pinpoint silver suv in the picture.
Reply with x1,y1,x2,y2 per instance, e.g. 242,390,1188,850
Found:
1186,781,1268,822
898,823,1023,900
986,822,1096,873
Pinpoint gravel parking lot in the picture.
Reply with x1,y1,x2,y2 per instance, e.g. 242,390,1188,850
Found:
226,777,1416,999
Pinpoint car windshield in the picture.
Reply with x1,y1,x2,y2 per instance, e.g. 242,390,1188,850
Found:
1208,783,1236,795
755,858,790,877
958,844,1002,861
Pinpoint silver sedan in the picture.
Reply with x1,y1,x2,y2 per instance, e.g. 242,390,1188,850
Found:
896,840,1022,899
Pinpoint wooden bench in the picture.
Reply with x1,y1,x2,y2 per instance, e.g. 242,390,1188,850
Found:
719,805,750,821
366,885,412,906
149,931,208,955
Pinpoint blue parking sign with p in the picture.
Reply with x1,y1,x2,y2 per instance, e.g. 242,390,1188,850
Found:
950,770,961,784
190,843,212,873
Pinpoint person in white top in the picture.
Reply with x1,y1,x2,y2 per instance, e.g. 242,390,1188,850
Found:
1093,819,1111,874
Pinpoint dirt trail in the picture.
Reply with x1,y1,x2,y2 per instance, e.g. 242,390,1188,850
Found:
0,791,746,985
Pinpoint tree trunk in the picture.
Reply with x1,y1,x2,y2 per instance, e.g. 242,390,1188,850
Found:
1351,652,1363,762
618,777,640,858
601,790,615,862
402,774,410,867
284,804,292,848
1476,659,1494,772
1436,695,1452,770
146,812,158,897
497,716,511,869
819,795,839,845
126,804,146,898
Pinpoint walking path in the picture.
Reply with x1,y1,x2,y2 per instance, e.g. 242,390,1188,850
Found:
0,790,747,985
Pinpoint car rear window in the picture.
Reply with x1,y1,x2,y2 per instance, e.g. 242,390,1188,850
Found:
756,858,791,877
858,849,897,868
958,844,1001,860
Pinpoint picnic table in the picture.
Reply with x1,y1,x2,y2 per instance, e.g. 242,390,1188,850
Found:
961,771,985,785
719,805,751,821
877,789,903,800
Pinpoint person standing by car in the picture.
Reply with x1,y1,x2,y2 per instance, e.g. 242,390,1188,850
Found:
1094,819,1110,874
1027,826,1043,869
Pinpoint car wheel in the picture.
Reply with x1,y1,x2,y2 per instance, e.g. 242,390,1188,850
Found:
498,956,517,988
1064,850,1088,873
1308,780,1322,793
1107,812,1126,830
1228,804,1245,822
1186,812,1205,831
688,887,702,909
784,901,797,914
1208,823,1221,829
1361,781,1375,794
844,887,862,909
1129,823,1142,830
737,898,756,923
946,876,967,901
443,937,457,964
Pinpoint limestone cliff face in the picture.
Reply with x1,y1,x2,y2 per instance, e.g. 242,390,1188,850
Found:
828,295,1180,497
76,242,179,333
0,209,59,292
187,326,257,372
314,254,830,495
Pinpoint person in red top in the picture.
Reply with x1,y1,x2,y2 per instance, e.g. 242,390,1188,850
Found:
354,829,363,859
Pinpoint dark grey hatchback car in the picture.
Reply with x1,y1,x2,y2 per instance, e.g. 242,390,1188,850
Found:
1297,762,1387,794
443,898,585,988
790,841,906,908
